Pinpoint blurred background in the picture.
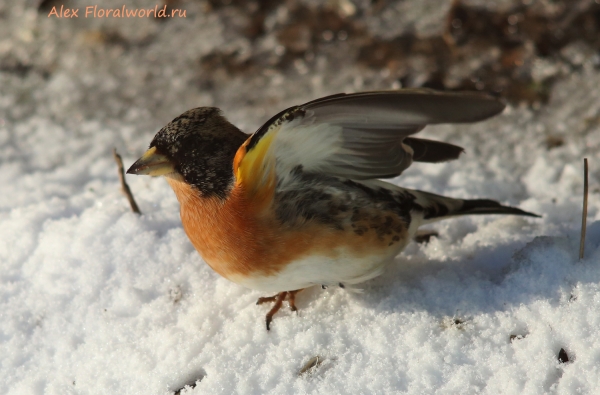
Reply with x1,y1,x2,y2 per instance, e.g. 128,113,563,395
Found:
1,0,599,150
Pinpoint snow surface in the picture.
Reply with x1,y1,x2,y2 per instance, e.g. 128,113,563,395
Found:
1,1,600,394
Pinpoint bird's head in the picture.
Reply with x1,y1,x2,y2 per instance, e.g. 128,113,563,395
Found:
127,107,248,199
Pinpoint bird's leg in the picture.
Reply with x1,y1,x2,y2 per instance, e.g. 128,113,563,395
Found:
287,289,302,313
256,289,303,330
414,230,439,244
260,292,287,331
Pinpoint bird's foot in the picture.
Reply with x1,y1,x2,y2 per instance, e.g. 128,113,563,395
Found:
256,289,302,330
414,230,439,244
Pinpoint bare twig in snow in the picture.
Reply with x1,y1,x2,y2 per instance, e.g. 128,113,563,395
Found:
579,158,588,260
299,356,324,376
113,148,141,215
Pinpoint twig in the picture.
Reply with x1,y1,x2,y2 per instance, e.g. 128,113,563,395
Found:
579,158,588,260
113,148,141,215
298,355,324,376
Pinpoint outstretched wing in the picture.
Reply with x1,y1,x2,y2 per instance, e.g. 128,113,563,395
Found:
233,89,505,197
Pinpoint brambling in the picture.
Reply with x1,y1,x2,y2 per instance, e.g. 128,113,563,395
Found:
127,89,539,330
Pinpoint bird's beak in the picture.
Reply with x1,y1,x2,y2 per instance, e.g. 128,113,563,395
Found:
126,147,175,176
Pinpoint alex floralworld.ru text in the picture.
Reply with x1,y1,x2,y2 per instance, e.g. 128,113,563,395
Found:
47,5,187,18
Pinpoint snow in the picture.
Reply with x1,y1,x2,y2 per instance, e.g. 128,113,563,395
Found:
1,1,600,394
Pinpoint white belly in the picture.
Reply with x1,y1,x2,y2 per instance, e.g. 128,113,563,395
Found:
229,250,390,292
228,210,424,292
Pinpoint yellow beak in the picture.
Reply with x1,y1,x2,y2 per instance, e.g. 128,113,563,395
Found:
126,147,175,176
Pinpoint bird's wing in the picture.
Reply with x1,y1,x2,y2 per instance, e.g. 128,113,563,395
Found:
233,89,505,197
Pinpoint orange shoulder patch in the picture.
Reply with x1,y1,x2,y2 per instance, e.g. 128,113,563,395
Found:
233,127,280,210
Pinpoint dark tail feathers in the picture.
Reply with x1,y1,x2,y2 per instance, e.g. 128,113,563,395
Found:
412,189,540,222
404,138,465,163
451,198,540,218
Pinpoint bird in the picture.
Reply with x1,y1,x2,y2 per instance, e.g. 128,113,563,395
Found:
127,89,539,330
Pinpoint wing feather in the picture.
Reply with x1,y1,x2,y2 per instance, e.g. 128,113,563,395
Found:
235,89,505,191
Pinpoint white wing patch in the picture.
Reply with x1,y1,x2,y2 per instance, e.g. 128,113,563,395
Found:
267,109,417,185
271,115,344,183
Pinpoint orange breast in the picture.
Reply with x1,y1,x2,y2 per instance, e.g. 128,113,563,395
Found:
166,177,408,282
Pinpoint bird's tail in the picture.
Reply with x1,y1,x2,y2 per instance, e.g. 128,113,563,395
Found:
408,189,540,223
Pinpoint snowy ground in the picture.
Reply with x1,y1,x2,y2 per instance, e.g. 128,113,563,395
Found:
1,1,600,394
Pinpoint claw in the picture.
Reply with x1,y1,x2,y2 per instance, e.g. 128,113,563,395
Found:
289,297,298,313
256,289,303,330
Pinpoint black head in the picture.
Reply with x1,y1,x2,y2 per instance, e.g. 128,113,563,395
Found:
128,107,249,199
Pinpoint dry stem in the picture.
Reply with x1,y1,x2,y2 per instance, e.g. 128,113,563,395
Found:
113,148,141,215
579,158,588,260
